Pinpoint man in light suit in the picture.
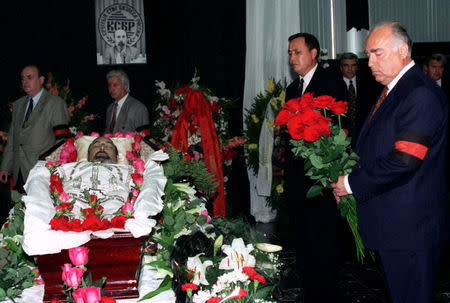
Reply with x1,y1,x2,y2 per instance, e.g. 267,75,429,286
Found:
0,65,69,192
284,32,342,303
332,21,449,303
104,70,149,135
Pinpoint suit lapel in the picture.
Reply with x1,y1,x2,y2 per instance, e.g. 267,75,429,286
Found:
116,96,130,128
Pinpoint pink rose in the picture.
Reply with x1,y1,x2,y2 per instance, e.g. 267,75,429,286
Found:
121,202,134,217
131,141,141,151
132,188,140,198
201,210,211,223
104,133,112,138
75,131,84,139
73,287,101,303
114,132,123,138
65,267,85,288
61,263,72,281
69,246,89,266
90,132,100,137
125,132,134,138
126,150,136,162
131,174,143,187
59,192,71,202
132,158,145,174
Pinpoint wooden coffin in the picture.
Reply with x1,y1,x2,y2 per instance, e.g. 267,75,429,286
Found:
35,232,146,302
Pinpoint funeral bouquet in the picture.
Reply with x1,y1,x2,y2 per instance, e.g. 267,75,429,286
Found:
274,93,365,262
153,74,245,217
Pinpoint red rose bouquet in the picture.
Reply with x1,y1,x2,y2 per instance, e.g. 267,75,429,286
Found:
274,93,365,262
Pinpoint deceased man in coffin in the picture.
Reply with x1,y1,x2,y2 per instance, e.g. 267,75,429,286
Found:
21,135,168,256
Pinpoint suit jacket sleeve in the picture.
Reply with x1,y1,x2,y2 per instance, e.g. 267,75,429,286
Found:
349,85,447,203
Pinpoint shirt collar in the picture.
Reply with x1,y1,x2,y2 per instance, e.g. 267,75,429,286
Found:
437,78,442,87
343,76,356,87
299,63,318,94
116,93,129,108
386,60,415,94
30,88,44,104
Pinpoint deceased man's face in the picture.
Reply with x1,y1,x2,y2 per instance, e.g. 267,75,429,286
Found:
87,137,118,163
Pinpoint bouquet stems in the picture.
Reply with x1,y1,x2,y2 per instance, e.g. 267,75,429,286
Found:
338,194,365,263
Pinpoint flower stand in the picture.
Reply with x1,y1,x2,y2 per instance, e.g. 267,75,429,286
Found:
35,232,146,302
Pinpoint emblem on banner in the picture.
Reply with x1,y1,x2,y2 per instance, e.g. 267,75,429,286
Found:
98,3,143,47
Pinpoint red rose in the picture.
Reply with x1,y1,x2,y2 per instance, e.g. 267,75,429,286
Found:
287,115,306,140
131,173,144,186
50,174,61,183
90,195,98,206
329,101,348,115
111,215,127,229
343,129,349,137
303,126,323,142
50,217,70,231
206,298,222,303
69,219,83,232
184,154,192,161
82,214,103,231
82,208,95,216
274,109,294,126
134,133,143,143
313,95,335,109
100,218,112,230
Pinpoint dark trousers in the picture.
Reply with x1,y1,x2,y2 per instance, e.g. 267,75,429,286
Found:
293,195,340,303
378,244,442,303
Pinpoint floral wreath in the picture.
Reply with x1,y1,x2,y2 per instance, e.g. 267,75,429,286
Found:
46,132,146,232
243,78,287,211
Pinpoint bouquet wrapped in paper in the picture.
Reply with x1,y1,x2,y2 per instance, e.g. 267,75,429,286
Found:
274,92,366,262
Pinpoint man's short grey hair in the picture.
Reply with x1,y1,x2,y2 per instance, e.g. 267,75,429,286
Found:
371,21,413,56
106,70,130,92
339,52,358,64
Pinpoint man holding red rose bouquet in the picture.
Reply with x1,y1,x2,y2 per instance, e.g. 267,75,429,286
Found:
282,32,345,303
332,22,449,303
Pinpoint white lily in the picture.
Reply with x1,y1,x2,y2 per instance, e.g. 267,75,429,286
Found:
187,253,213,285
219,238,256,271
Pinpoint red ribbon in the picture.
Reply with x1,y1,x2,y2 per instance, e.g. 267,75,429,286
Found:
171,87,226,217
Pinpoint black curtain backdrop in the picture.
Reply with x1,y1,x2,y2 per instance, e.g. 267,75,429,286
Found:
2,0,250,218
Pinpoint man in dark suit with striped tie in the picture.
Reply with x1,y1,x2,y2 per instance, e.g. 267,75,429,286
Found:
332,21,449,303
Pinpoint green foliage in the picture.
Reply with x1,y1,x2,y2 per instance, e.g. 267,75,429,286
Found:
163,148,217,196
0,193,37,301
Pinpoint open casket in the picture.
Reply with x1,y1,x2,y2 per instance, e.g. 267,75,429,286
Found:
21,135,167,302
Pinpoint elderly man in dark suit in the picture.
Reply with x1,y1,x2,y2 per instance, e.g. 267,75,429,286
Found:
105,70,149,135
284,32,342,303
332,21,449,303
0,65,69,192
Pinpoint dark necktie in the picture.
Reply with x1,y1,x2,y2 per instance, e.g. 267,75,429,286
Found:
23,98,34,127
347,80,357,126
369,86,388,121
297,78,304,97
109,102,118,133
